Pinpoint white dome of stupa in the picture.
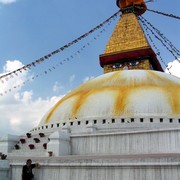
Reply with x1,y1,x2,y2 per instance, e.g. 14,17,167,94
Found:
38,70,180,127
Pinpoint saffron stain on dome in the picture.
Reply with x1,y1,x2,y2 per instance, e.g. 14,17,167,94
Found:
75,88,118,118
166,88,180,115
114,87,131,116
148,71,180,87
44,93,80,124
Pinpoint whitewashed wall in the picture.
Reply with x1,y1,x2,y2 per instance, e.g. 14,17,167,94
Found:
10,158,180,180
0,135,19,155
6,125,180,180
71,128,180,155
0,160,10,180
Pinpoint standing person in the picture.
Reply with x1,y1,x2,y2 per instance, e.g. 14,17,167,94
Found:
22,159,39,180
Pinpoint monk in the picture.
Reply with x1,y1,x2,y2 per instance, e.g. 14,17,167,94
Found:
116,0,147,15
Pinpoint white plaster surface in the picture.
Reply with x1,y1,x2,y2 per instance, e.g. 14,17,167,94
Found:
0,160,10,180
4,125,180,180
8,154,180,180
47,131,71,156
0,135,19,155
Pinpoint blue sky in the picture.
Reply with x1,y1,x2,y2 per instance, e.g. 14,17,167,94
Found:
0,0,180,136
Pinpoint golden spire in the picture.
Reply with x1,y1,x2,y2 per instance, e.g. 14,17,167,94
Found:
104,13,150,54
99,1,163,73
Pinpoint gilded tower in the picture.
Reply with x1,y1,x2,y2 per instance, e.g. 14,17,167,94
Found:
99,0,163,73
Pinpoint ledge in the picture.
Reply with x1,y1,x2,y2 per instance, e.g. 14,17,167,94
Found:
8,153,180,167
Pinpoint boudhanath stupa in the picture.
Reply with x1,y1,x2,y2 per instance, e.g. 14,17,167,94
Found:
0,0,180,180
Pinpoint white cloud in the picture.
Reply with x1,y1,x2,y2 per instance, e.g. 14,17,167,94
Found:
69,74,75,84
83,76,94,83
165,59,180,78
3,60,22,72
0,60,29,97
0,0,16,4
0,60,64,136
52,81,64,93
0,94,62,136
21,90,33,104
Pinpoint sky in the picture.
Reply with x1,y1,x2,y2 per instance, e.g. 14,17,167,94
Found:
0,0,180,137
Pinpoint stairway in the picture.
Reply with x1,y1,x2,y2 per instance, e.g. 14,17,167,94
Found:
9,132,51,157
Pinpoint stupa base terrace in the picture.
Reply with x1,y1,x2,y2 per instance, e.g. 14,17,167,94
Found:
1,119,180,180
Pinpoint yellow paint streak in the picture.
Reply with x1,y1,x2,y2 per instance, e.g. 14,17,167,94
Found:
66,72,123,96
114,87,131,116
148,71,178,87
147,72,180,115
70,87,121,119
45,84,123,123
44,92,86,124
165,87,180,115
69,92,90,119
